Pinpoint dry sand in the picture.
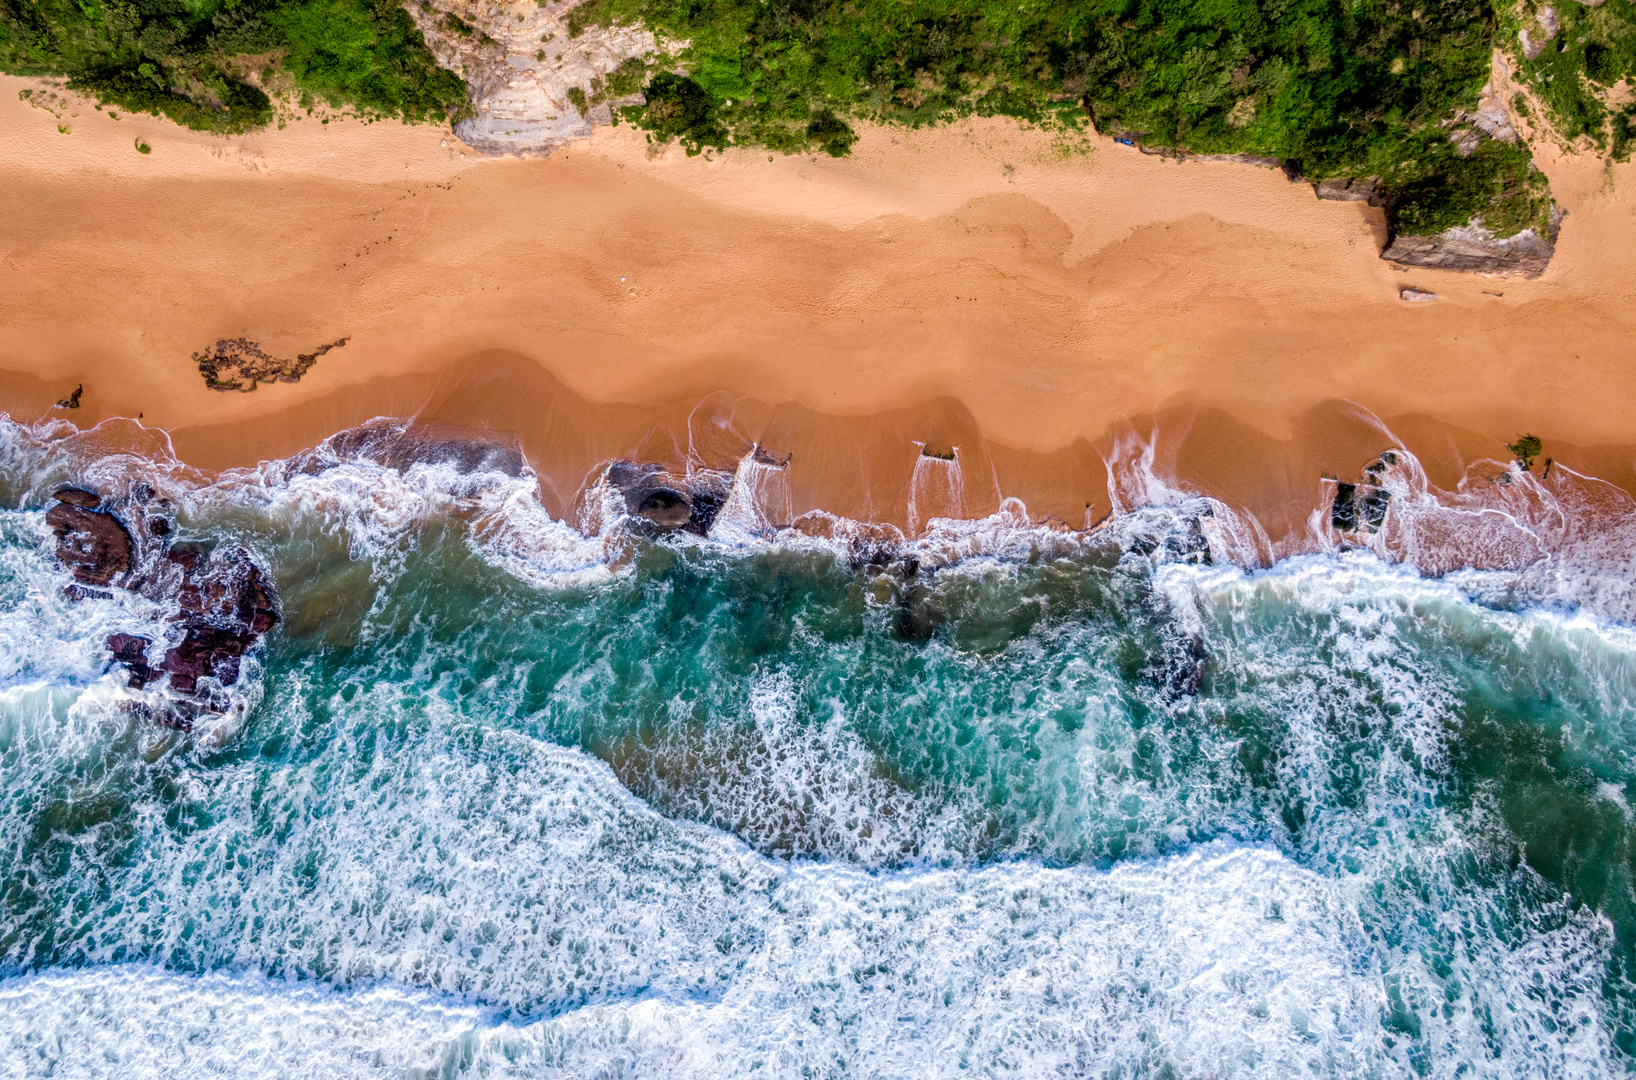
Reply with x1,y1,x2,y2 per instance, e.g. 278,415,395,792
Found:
2,74,1634,545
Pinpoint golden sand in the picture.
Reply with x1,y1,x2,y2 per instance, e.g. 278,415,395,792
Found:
2,74,1633,544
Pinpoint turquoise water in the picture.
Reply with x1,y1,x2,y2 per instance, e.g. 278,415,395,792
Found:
2,421,1635,1077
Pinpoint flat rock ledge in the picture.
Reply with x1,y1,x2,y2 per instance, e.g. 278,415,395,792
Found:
1382,224,1556,279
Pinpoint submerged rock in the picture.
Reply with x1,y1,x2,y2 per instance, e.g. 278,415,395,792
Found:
1102,504,1214,566
315,422,527,478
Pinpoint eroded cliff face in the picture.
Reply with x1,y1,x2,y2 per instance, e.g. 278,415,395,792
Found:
1381,220,1560,278
408,0,660,155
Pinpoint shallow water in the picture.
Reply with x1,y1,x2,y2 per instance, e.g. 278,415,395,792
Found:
2,418,1635,1078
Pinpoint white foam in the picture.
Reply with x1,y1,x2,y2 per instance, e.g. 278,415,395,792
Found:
0,967,489,1080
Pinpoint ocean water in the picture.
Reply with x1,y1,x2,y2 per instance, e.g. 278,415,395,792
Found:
2,417,1635,1078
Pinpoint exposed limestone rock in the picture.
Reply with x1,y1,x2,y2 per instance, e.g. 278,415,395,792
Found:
1186,153,1284,168
1384,223,1557,278
1470,91,1520,142
1399,287,1440,302
1519,5,1560,60
1450,127,1481,157
409,0,662,155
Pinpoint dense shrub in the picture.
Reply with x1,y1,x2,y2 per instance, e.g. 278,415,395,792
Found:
0,0,464,130
5,0,1634,235
577,0,1636,234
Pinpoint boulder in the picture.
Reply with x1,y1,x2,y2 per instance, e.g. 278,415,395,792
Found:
45,497,133,586
1330,453,1397,537
605,461,734,535
51,486,99,507
106,633,154,688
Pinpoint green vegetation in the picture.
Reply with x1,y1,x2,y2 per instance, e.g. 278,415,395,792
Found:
1507,433,1544,471
6,0,1634,238
1502,0,1636,159
0,0,464,133
570,0,1636,235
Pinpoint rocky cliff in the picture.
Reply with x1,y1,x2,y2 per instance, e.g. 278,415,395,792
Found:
408,0,661,154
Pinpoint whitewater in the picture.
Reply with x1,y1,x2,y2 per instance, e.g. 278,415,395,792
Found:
2,415,1635,1079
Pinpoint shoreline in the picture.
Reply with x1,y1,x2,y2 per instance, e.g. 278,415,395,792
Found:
3,73,1635,548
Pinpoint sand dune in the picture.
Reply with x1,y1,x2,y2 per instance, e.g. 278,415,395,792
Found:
2,73,1634,542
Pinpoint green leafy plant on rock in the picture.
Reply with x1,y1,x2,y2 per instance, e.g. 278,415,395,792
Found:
1507,434,1544,471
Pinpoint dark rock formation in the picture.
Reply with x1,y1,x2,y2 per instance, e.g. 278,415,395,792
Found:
316,421,528,478
1313,177,1384,205
55,384,83,409
604,461,734,536
1116,506,1213,566
45,484,281,728
129,546,279,720
1330,452,1396,538
752,444,792,469
107,633,154,688
1383,224,1557,279
45,490,133,585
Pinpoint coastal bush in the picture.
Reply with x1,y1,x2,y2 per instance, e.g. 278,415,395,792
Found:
639,71,727,152
5,0,1633,234
0,0,463,130
570,0,1635,235
1501,0,1636,156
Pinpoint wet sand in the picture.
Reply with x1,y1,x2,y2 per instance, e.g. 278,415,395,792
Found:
3,74,1634,546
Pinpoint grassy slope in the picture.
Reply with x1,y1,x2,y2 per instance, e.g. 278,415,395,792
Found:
2,0,1634,236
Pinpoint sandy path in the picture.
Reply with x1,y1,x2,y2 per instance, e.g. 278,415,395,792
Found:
2,74,1633,539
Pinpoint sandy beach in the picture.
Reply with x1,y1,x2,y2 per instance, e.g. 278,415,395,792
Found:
3,73,1634,546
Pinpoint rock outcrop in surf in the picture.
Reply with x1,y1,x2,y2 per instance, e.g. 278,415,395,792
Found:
45,484,280,729
604,461,732,536
1328,453,1397,544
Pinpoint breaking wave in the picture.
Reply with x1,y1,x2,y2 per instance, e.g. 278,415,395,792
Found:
2,411,1636,1077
